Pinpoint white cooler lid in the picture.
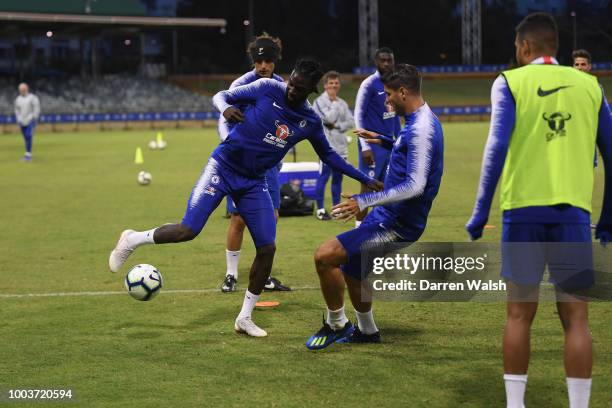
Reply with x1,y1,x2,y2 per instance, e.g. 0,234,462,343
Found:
280,162,320,172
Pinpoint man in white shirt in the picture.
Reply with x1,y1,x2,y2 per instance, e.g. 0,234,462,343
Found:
14,83,40,162
312,71,354,220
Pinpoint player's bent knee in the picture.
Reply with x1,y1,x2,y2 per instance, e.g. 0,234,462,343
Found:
557,302,589,329
507,305,537,324
314,241,342,270
177,225,198,242
314,245,330,267
256,243,276,257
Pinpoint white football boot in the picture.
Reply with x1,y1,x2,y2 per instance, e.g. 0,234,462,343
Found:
234,317,268,337
109,229,136,273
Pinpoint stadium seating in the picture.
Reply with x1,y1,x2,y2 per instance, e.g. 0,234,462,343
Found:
0,75,214,115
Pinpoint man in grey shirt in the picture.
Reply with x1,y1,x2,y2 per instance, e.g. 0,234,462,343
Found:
312,71,354,220
14,83,40,162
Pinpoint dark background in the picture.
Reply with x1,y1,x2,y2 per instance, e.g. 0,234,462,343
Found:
1,0,611,76
176,0,612,73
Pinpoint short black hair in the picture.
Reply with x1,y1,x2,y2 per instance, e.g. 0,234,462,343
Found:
515,12,558,54
381,64,421,94
292,59,324,86
375,47,394,59
572,49,591,63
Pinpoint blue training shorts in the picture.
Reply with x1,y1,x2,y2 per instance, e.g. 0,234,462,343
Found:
182,158,276,248
357,142,390,182
226,166,280,213
337,207,422,281
501,223,594,290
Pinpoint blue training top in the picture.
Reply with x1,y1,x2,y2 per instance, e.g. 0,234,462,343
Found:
217,70,284,141
355,103,444,234
212,78,374,184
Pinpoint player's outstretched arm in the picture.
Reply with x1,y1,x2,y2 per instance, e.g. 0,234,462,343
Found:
595,95,612,244
309,124,381,190
466,75,514,241
354,129,394,150
352,125,438,210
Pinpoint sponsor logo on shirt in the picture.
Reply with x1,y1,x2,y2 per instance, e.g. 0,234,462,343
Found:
537,85,572,97
383,101,396,120
543,111,572,141
204,186,216,196
263,120,294,148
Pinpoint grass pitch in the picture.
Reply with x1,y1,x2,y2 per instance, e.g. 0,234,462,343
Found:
0,125,610,407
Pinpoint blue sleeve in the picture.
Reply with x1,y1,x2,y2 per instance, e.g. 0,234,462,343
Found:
308,122,373,185
355,78,373,151
358,133,394,150
354,129,436,210
374,134,395,150
212,78,274,113
595,93,612,240
354,78,370,129
466,75,515,240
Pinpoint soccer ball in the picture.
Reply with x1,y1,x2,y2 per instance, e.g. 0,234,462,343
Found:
157,140,167,150
137,171,152,185
148,140,158,150
124,264,163,301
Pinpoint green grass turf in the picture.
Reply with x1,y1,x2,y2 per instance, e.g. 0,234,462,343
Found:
0,125,610,407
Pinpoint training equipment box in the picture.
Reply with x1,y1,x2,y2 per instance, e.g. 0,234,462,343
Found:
279,162,319,199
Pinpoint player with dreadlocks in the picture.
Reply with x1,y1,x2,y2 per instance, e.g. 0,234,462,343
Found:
109,59,382,337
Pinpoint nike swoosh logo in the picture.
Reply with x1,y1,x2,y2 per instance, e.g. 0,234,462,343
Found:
537,85,572,97
377,91,386,95
272,102,283,109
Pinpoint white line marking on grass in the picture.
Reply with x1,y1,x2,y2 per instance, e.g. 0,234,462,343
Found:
0,286,318,299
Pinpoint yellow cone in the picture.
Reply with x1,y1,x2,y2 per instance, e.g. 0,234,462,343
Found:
134,147,144,164
156,132,163,145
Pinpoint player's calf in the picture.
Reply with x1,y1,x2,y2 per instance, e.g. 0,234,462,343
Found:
153,223,197,243
246,243,276,294
108,224,196,272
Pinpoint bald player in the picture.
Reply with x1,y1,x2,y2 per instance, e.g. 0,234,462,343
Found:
14,83,40,162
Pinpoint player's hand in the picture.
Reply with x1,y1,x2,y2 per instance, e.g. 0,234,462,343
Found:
354,128,382,145
365,179,384,192
223,107,244,123
331,194,360,222
465,213,488,241
595,223,612,247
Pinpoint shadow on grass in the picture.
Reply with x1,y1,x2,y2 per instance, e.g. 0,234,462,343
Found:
381,325,424,343
124,330,164,339
446,363,504,407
